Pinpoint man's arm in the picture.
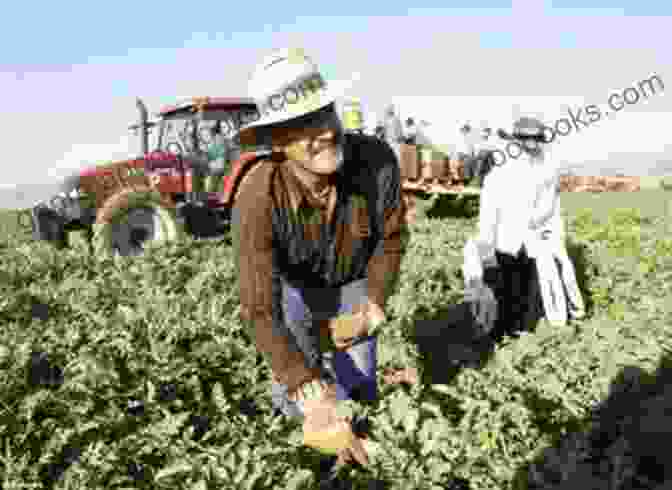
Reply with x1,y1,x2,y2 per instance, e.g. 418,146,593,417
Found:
529,168,560,231
232,168,320,391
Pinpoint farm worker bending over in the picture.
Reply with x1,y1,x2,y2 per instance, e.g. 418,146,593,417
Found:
462,116,579,339
232,48,409,466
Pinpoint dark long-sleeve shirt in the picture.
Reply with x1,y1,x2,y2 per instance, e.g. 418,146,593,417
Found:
232,133,408,385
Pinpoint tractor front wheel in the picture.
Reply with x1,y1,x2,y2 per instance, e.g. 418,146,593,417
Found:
92,186,183,257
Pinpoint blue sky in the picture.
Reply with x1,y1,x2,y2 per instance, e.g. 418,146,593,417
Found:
0,0,670,206
4,1,663,69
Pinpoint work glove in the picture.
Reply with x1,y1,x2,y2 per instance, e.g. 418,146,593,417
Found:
325,299,384,351
464,277,497,336
290,380,370,466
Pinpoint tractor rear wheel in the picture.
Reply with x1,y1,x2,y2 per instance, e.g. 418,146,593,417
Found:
92,186,183,257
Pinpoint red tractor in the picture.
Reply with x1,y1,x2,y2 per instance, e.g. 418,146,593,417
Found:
30,97,270,256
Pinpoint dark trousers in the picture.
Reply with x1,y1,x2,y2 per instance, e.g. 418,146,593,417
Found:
484,248,544,340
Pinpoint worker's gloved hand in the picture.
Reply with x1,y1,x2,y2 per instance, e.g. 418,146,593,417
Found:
328,311,371,351
464,277,497,336
292,381,370,466
326,301,386,350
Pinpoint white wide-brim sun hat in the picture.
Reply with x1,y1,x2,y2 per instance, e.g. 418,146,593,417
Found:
237,48,357,141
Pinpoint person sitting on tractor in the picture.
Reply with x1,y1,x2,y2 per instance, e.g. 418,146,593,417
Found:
203,121,231,191
188,121,232,196
232,47,409,468
207,121,230,169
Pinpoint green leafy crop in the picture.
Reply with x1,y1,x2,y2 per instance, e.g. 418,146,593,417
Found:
0,189,671,489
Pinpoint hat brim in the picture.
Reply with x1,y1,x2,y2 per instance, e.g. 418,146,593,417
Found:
237,88,338,137
497,128,547,142
497,128,516,140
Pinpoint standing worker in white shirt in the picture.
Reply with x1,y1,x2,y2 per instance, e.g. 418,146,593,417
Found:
462,116,584,339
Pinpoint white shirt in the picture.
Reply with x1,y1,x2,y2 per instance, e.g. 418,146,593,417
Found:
530,161,562,233
481,160,535,255
462,152,562,280
525,160,565,258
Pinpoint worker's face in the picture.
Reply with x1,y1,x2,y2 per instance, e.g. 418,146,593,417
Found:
271,106,345,175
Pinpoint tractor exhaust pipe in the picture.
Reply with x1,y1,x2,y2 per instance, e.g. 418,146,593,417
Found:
136,97,149,155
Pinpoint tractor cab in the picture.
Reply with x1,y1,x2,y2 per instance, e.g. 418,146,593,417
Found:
129,97,262,158
128,96,269,206
123,97,270,241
